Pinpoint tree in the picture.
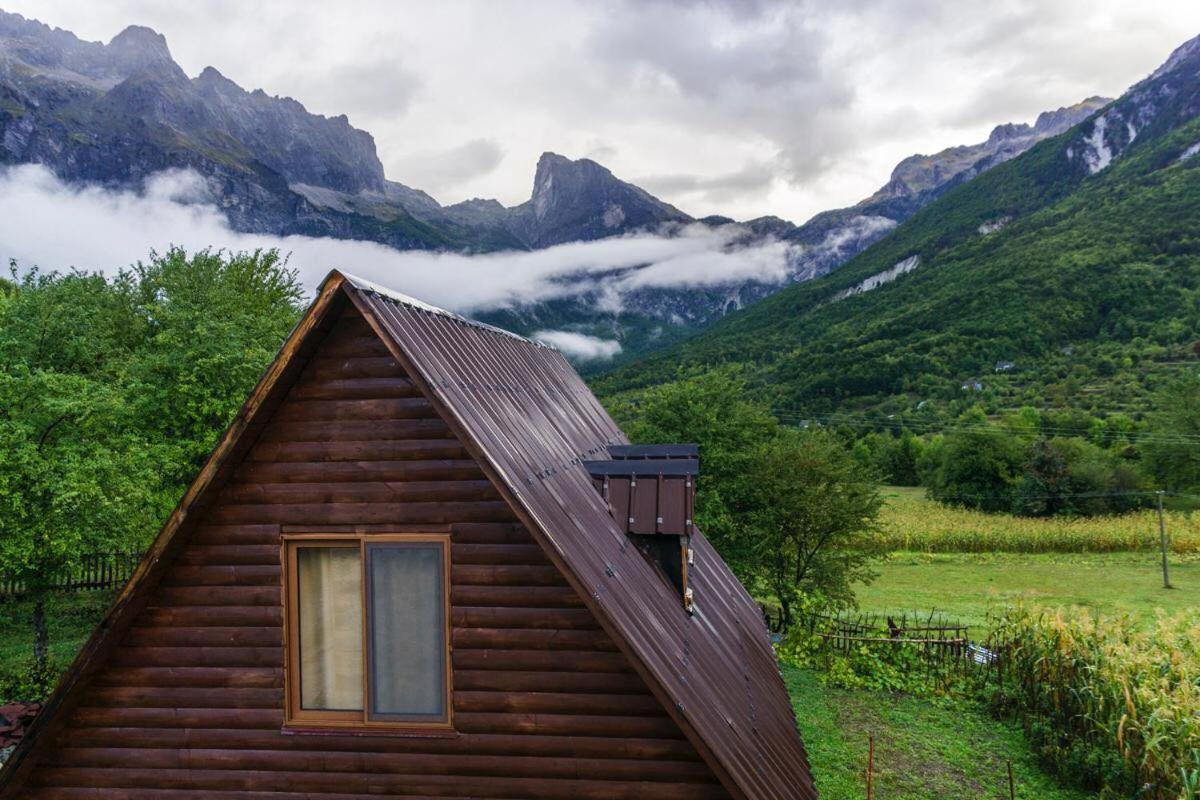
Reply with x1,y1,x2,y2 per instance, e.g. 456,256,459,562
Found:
1143,371,1200,492
124,248,304,486
740,428,882,627
926,409,1025,512
0,367,160,675
0,249,303,680
612,368,778,574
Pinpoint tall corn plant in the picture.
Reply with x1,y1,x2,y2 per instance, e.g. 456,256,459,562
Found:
984,607,1200,799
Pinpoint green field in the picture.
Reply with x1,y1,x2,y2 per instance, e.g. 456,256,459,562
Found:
854,552,1196,632
785,666,1090,800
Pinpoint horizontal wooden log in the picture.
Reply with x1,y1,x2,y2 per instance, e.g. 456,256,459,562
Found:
138,606,282,627
452,628,617,652
67,707,283,730
150,587,280,608
84,686,282,709
43,747,709,783
272,398,433,422
123,627,283,648
453,692,662,717
110,647,282,669
160,565,280,588
91,668,282,689
454,650,628,673
210,501,513,526
451,607,597,631
261,417,450,443
452,564,566,587
189,525,281,546
53,729,700,762
453,670,646,695
32,769,725,799
302,355,402,379
451,543,548,566
449,523,530,545
222,480,497,506
289,376,419,401
176,545,280,567
453,712,683,740
450,585,582,609
232,459,484,484
247,439,466,464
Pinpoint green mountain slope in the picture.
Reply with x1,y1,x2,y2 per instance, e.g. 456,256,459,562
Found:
595,39,1200,421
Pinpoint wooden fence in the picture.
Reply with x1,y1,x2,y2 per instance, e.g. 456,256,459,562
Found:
0,552,142,599
794,608,988,690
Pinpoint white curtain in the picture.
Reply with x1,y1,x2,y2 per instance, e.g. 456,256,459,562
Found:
297,547,363,711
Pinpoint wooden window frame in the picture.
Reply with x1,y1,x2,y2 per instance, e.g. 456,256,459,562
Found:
281,533,454,734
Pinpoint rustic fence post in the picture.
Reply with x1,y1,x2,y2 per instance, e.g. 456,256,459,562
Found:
866,734,875,800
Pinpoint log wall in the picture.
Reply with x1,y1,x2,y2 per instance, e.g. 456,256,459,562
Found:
24,307,730,799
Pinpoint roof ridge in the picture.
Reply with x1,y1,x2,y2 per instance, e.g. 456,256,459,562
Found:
337,270,551,348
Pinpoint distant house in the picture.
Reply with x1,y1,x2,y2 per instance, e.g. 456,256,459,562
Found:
994,360,1015,372
0,271,816,800
961,380,984,392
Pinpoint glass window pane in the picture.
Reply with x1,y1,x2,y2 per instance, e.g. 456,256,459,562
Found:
297,547,363,711
366,543,446,721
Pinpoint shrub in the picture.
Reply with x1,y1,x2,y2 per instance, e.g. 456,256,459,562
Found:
0,656,59,704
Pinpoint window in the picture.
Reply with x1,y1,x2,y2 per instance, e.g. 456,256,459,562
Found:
283,535,451,730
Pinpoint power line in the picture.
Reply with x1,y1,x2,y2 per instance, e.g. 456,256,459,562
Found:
771,409,1200,446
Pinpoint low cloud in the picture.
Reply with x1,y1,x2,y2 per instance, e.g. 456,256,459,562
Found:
0,165,796,314
532,330,623,360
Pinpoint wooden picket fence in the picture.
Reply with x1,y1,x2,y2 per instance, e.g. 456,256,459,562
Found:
0,552,142,598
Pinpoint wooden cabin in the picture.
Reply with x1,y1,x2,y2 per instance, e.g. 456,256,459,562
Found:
0,271,816,799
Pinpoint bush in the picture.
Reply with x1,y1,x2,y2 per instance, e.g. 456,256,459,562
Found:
0,656,59,703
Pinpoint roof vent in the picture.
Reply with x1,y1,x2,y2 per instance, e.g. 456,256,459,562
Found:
585,446,698,612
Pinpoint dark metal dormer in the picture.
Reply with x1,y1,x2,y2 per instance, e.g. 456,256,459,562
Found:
584,447,699,612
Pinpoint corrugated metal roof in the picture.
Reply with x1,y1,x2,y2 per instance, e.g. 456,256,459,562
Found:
344,271,816,800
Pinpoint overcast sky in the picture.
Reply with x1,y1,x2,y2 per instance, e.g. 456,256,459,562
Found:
4,0,1200,223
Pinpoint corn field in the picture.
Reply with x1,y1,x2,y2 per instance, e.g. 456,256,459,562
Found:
984,607,1200,799
878,491,1200,553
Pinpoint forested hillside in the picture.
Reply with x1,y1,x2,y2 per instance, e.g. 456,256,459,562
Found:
596,41,1200,425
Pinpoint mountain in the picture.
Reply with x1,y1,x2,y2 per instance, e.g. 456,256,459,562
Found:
0,10,687,252
595,34,1200,423
479,100,1107,362
0,9,1110,363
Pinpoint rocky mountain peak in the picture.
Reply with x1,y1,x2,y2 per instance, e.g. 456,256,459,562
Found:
107,24,174,72
1149,32,1200,81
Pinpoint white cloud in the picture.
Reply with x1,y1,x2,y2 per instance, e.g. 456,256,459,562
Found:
5,0,1197,223
532,330,623,360
0,165,794,313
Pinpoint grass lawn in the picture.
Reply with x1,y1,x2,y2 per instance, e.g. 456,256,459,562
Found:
0,590,116,679
854,552,1198,632
785,665,1093,800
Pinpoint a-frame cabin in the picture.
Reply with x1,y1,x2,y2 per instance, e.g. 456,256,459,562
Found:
0,271,816,799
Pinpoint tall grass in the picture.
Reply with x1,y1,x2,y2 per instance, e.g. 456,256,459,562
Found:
985,607,1200,799
878,489,1200,553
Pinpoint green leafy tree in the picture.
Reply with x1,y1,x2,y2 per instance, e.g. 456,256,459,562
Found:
0,367,160,675
1143,371,1200,492
613,368,778,574
740,428,882,627
927,410,1025,512
124,248,304,485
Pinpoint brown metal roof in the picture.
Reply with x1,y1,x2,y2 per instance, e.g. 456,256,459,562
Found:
342,272,816,800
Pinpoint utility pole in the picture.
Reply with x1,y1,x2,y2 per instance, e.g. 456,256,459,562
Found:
1157,491,1173,589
